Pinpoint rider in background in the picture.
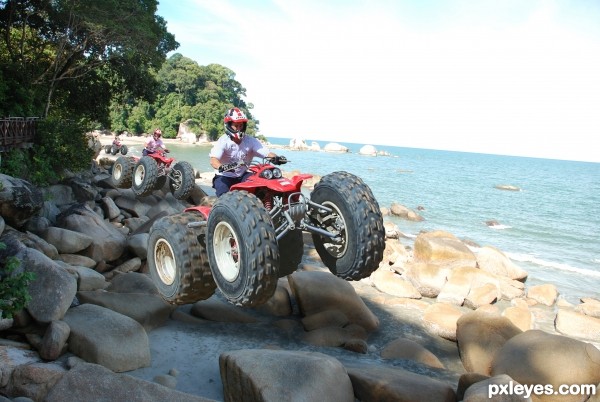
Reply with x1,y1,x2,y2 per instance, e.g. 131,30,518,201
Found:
143,128,169,156
209,107,285,197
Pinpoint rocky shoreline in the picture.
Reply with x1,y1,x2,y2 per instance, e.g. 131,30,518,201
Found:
0,143,600,401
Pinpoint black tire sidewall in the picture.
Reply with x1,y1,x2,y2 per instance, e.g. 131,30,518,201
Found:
206,191,279,306
170,161,195,200
132,156,158,196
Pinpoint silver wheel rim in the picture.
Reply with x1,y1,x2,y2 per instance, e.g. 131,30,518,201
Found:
134,165,145,186
320,201,348,257
154,239,176,285
113,164,122,180
213,221,240,282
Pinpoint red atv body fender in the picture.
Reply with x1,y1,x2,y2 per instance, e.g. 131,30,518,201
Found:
230,173,311,194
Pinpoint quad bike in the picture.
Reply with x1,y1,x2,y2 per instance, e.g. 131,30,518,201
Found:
111,149,195,200
104,138,128,155
147,156,386,307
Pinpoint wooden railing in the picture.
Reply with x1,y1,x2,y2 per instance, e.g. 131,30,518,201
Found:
0,117,38,151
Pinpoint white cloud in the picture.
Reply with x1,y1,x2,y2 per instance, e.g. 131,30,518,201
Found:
160,0,600,162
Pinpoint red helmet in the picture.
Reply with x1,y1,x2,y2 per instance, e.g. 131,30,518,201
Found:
224,108,248,142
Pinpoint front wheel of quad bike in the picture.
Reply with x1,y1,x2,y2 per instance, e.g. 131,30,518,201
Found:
206,191,279,307
104,145,111,154
278,229,303,277
112,156,135,188
147,212,216,304
309,171,385,280
111,146,118,155
120,145,128,155
170,161,195,200
132,156,159,197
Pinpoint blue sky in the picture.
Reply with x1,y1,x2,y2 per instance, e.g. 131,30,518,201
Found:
157,0,600,162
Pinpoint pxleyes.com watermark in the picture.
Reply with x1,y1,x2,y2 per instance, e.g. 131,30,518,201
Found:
488,381,597,399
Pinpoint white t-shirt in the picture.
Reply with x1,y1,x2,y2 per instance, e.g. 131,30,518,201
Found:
145,136,164,152
210,134,270,177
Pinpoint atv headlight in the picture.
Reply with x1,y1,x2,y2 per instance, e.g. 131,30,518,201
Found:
272,168,282,179
261,169,274,179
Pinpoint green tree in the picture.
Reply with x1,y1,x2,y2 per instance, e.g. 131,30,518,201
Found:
0,242,35,319
0,0,178,120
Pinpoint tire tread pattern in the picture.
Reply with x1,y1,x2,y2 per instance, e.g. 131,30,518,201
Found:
207,191,279,307
311,171,385,280
148,213,216,304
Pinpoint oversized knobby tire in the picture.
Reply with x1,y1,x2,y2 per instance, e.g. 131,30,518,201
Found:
132,156,158,197
104,145,111,154
147,212,216,304
112,156,135,188
309,171,385,280
120,145,128,155
277,229,303,277
206,191,279,307
169,161,195,200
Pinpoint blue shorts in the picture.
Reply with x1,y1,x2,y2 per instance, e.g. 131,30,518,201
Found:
213,172,253,197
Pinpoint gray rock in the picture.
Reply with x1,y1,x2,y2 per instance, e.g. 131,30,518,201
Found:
38,320,70,360
62,303,150,372
220,349,354,402
16,247,77,323
492,329,600,400
127,233,149,259
5,361,66,401
56,203,126,262
0,174,43,228
345,362,456,402
77,290,173,331
44,362,215,402
41,226,93,254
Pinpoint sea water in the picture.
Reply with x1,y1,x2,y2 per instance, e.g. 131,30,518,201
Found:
124,138,600,303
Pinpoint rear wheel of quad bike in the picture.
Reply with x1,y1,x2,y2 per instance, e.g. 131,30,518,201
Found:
111,146,118,155
309,171,385,280
170,161,195,200
147,212,216,304
278,229,303,277
120,145,128,155
206,191,279,307
132,156,158,197
104,145,111,154
112,156,135,188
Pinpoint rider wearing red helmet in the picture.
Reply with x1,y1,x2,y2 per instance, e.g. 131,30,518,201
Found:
209,107,284,196
143,128,168,156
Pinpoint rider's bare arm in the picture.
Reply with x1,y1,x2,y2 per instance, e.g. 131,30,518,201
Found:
210,157,222,170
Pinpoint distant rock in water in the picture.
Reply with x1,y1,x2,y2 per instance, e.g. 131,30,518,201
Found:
494,184,521,191
323,142,349,153
289,138,309,150
359,145,377,156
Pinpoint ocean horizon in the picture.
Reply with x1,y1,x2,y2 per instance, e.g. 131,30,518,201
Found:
124,137,600,304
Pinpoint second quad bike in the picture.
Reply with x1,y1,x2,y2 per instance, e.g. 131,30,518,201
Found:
111,150,195,200
104,138,128,155
147,157,386,307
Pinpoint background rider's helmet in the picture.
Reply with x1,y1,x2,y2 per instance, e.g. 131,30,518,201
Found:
223,108,248,142
153,128,162,139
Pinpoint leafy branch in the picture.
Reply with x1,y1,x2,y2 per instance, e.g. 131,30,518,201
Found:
0,242,35,319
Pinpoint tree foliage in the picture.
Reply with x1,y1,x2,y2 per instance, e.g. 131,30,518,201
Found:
0,0,177,120
0,0,177,181
0,242,35,320
110,54,259,140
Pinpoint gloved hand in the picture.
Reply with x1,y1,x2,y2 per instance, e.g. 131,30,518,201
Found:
273,155,288,165
218,162,237,173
